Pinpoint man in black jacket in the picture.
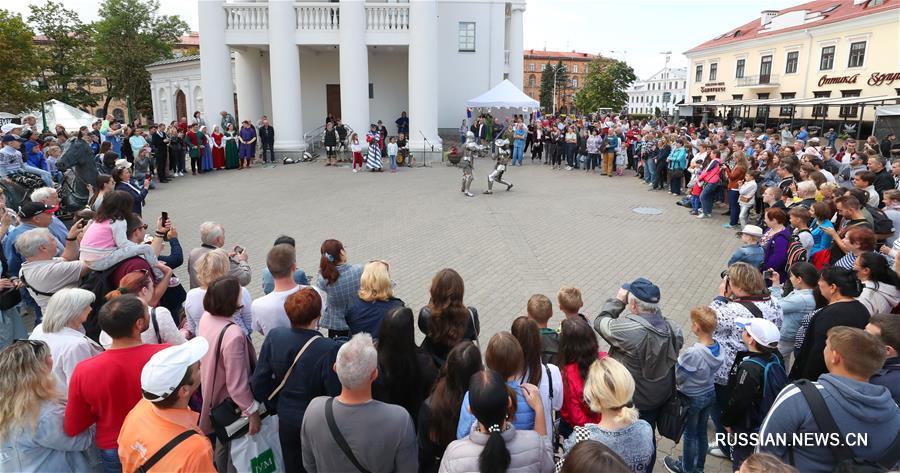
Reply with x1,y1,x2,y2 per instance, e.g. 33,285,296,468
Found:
868,155,894,205
149,124,169,183
259,118,275,165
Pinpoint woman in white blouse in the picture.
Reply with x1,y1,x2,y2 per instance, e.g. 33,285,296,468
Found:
29,288,104,393
99,269,186,347
183,248,253,336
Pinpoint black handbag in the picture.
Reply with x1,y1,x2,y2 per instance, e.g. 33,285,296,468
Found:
0,287,21,311
208,323,253,443
655,324,690,443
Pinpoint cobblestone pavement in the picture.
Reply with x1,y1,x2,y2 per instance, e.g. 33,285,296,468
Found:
145,158,741,473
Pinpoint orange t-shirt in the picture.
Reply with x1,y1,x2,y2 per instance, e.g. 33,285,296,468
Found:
118,399,216,473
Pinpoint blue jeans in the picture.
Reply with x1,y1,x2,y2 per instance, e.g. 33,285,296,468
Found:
646,157,656,183
389,154,397,170
565,143,577,167
587,153,600,170
22,164,54,187
691,195,701,213
639,407,661,473
700,183,718,216
681,390,716,473
727,189,740,226
512,142,524,165
98,447,122,473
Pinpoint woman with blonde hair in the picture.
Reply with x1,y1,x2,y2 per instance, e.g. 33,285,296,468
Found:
28,288,102,393
0,340,94,472
183,248,253,336
561,357,653,472
98,270,187,347
347,260,404,337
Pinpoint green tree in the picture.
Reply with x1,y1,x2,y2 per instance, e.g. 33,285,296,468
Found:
93,0,188,118
0,10,42,113
575,60,637,114
28,1,97,109
538,61,570,114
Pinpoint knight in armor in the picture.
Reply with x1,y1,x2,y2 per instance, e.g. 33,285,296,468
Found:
484,136,513,194
460,131,479,197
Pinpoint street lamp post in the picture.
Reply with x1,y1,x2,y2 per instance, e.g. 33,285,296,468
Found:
552,66,560,115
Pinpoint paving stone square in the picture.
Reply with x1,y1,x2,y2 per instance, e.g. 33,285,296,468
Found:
145,158,741,472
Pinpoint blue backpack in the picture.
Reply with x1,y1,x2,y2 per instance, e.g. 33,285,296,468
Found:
746,354,788,426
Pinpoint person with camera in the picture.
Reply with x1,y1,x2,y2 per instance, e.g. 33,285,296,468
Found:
593,277,683,470
706,263,783,460
187,221,251,289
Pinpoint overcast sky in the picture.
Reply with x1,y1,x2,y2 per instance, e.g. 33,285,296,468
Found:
8,0,798,79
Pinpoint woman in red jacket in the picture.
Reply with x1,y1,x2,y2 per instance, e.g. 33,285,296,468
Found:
558,317,604,438
695,149,723,219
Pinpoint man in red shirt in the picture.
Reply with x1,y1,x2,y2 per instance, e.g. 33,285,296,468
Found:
65,295,168,472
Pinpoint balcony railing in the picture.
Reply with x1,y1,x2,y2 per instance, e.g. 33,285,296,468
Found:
365,4,409,31
736,74,781,87
225,4,269,31
296,3,340,31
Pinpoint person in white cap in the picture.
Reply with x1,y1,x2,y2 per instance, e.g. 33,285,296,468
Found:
117,337,216,473
727,225,764,268
720,316,786,471
0,123,22,135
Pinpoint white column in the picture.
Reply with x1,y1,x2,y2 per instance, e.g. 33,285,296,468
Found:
268,0,306,155
508,4,525,89
339,0,370,136
234,48,264,124
408,0,441,151
198,0,233,120
488,2,506,87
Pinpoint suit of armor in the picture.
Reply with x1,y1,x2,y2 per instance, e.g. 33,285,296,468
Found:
484,137,513,194
461,131,479,197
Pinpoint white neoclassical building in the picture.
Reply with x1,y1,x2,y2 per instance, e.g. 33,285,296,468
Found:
626,66,687,117
150,0,526,157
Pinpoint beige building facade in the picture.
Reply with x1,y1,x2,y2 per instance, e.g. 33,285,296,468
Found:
683,0,899,128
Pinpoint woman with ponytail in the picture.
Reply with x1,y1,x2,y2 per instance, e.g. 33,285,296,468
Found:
99,269,186,347
438,370,553,473
561,357,653,473
315,239,363,338
855,251,900,315
790,266,870,381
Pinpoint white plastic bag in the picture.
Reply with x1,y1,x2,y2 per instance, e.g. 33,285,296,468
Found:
230,415,284,473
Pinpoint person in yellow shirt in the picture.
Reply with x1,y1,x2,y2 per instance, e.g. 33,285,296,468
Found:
118,338,216,473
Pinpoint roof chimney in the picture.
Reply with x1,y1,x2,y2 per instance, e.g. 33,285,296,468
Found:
760,10,778,26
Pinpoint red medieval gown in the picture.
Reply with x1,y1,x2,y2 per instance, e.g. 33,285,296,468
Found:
212,132,225,169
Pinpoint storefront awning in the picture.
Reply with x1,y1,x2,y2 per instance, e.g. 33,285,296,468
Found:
692,94,899,108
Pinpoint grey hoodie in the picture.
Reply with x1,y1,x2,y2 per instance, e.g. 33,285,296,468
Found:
594,298,684,410
675,342,726,397
758,374,900,473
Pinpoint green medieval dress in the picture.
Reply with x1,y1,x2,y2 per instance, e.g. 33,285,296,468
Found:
225,131,240,169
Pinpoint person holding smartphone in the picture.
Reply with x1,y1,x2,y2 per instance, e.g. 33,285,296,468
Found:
111,159,151,217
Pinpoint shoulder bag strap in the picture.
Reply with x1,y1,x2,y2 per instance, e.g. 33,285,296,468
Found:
325,397,372,473
135,430,198,473
735,300,765,319
795,380,855,462
267,335,321,401
877,427,900,468
207,323,235,412
151,307,161,344
544,364,553,402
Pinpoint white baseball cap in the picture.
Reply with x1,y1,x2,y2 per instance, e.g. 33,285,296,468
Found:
141,337,208,402
735,317,780,348
1,123,21,134
114,158,132,170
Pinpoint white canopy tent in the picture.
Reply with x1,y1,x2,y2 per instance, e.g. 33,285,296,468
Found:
466,79,540,112
20,100,96,132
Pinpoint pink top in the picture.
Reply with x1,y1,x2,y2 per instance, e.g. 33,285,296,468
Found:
197,312,257,434
80,219,128,261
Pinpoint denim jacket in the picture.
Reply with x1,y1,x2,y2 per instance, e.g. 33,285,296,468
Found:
0,401,94,473
769,286,815,342
727,244,764,269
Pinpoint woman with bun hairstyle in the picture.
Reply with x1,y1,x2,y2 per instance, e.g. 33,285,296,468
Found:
854,251,900,315
315,239,363,339
438,370,553,473
98,269,186,347
790,266,870,381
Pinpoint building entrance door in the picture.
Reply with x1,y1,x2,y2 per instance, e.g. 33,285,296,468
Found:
175,90,187,121
326,84,341,119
